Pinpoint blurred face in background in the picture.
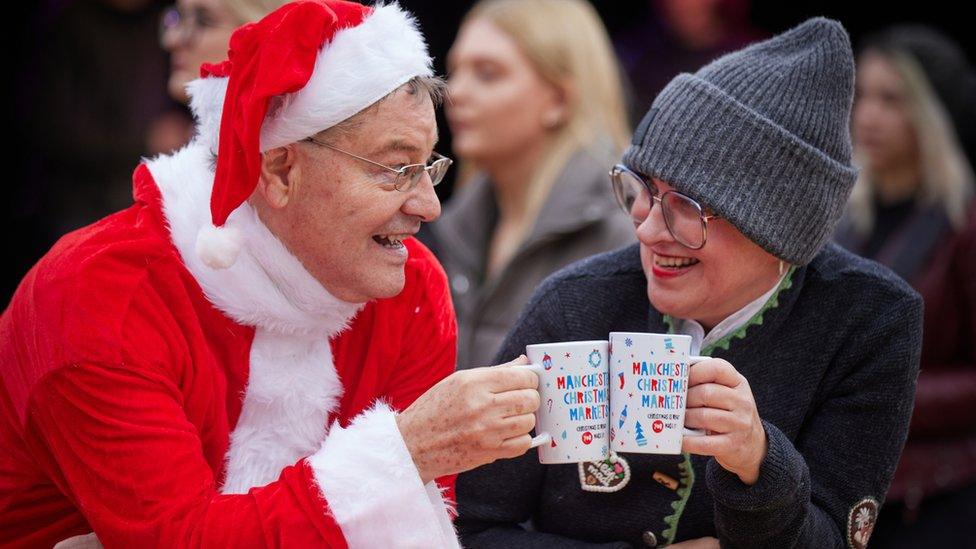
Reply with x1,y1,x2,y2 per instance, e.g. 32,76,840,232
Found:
160,0,240,103
852,51,919,175
446,18,565,169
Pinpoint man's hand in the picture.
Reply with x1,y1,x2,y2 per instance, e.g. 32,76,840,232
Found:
396,355,540,483
682,358,768,485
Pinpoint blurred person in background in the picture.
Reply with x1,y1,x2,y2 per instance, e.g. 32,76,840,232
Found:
615,0,764,121
10,0,175,302
423,0,635,368
160,0,288,104
7,0,287,303
837,25,976,547
151,0,288,152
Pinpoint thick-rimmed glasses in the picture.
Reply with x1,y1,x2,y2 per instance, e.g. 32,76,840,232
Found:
159,6,236,48
610,164,718,249
304,137,453,192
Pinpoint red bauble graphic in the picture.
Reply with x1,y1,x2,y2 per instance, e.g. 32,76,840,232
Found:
582,432,593,445
652,420,664,433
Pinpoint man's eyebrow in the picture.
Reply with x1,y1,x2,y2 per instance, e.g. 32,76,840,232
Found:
371,135,440,156
371,140,421,156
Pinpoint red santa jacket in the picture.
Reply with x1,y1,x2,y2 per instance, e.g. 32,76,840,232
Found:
0,141,459,548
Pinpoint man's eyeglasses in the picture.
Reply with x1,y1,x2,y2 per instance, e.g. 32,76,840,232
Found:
159,6,236,48
304,137,453,192
610,164,718,249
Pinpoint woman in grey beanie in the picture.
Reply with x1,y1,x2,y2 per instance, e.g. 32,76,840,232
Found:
456,17,923,549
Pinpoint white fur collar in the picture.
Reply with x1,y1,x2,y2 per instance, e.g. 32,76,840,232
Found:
146,139,363,338
147,139,360,493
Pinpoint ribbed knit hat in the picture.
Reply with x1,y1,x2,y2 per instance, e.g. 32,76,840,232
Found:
623,17,858,265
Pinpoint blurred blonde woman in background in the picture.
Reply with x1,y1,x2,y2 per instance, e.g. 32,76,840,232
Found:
425,0,634,367
837,25,976,548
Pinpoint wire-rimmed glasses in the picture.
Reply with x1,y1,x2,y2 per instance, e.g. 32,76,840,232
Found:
304,137,453,192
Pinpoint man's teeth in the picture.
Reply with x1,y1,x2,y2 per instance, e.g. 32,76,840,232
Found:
655,255,700,268
374,234,409,248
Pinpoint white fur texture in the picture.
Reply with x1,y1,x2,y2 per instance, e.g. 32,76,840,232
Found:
148,142,362,338
195,223,242,270
185,76,228,156
183,3,432,155
147,143,453,542
309,404,460,548
148,141,360,495
221,330,340,493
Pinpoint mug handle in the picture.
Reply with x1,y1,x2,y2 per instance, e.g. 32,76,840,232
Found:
529,432,551,448
684,356,711,437
511,363,550,447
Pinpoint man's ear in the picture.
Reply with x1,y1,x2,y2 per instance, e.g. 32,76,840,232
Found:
255,145,299,209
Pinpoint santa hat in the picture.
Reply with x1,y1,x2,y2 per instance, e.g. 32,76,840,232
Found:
185,0,433,269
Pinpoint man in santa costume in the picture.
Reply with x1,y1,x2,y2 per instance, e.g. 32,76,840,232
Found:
0,1,542,547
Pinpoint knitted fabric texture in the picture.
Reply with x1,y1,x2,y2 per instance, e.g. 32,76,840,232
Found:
623,17,859,265
456,243,922,547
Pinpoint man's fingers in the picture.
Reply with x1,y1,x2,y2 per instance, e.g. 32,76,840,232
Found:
686,382,738,410
485,356,539,392
494,388,541,417
688,358,743,388
497,433,534,458
497,412,536,439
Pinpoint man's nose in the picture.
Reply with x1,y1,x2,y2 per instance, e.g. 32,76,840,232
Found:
403,174,442,222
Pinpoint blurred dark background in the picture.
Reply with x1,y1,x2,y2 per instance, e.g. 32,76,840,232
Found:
7,0,973,303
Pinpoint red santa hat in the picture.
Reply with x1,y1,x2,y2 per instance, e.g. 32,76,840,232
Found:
185,0,433,269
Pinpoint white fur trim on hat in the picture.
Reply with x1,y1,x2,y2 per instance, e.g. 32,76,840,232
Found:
185,76,229,155
260,2,433,151
185,2,432,158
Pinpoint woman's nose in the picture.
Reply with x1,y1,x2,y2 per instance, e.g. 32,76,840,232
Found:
635,198,671,246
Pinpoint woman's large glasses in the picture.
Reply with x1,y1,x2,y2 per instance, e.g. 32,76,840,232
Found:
304,137,453,192
610,164,718,249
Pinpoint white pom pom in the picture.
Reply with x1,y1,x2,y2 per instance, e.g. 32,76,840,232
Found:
196,224,243,269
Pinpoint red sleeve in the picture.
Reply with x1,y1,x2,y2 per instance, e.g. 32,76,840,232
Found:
17,268,349,548
24,361,347,548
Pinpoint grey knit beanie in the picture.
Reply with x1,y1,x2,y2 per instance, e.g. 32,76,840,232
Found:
623,17,858,265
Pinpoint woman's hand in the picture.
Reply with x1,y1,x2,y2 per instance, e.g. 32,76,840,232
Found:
682,358,767,485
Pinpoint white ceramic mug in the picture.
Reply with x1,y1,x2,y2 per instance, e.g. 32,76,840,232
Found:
520,341,611,464
609,332,706,455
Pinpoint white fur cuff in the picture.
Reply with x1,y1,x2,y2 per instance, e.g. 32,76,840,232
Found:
309,404,459,548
